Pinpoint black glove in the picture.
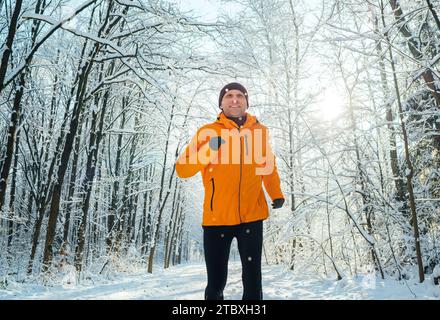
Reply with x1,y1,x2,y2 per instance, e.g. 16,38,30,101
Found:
209,136,225,151
271,198,285,209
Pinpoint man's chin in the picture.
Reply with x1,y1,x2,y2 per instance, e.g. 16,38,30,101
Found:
227,110,245,117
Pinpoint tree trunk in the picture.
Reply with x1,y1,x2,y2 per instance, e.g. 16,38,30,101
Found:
107,103,126,252
370,9,406,208
389,0,440,108
6,112,22,254
43,0,121,270
27,79,74,274
325,172,341,280
173,207,185,266
27,192,48,273
164,180,179,269
141,164,155,256
384,3,425,282
426,0,440,31
74,82,109,272
147,102,176,273
62,110,85,250
124,115,140,246
0,0,23,93
0,70,25,212
41,46,99,271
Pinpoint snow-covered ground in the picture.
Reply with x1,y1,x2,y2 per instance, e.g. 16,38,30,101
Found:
1,261,439,300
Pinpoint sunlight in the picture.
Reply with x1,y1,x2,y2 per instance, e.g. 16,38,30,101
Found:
316,88,346,121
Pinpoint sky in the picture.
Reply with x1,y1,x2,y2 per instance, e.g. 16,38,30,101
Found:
176,0,220,22
174,0,347,122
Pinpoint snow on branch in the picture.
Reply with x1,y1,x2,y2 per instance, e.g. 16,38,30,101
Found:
409,52,440,83
114,0,144,10
21,13,134,58
325,23,380,41
4,0,98,89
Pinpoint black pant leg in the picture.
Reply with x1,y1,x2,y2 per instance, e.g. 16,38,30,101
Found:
236,220,263,300
203,225,234,300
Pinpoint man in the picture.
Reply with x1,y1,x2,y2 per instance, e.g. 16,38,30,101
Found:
175,82,285,300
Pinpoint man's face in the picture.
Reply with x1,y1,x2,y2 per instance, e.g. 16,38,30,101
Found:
220,89,248,118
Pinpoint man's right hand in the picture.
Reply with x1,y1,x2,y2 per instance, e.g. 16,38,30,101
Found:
209,136,225,151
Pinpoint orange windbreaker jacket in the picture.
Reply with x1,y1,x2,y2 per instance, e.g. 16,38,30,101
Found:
175,112,284,226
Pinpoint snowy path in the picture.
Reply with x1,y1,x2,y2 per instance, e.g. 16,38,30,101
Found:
1,261,439,300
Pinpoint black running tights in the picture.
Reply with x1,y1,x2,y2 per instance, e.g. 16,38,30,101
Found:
203,220,263,300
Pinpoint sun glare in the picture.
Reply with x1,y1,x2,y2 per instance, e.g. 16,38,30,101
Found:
316,89,346,121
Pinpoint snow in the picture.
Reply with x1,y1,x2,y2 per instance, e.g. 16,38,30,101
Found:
1,262,438,300
433,265,440,277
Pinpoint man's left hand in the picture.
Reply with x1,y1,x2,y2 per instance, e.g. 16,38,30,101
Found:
271,198,285,209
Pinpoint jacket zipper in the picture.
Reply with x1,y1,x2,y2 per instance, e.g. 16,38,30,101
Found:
220,118,258,224
238,127,243,223
210,178,215,211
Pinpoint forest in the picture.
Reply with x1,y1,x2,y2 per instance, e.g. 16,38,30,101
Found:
0,0,439,289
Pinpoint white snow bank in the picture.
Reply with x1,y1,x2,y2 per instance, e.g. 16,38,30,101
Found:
0,262,439,300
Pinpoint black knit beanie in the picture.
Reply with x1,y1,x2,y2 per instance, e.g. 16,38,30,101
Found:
218,82,249,108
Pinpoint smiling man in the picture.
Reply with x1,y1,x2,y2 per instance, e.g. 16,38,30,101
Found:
175,82,285,300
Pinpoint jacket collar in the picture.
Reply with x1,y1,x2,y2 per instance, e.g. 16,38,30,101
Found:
215,111,258,129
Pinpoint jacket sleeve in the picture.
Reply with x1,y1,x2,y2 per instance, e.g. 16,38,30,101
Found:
260,128,284,201
175,128,217,178
262,157,284,201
